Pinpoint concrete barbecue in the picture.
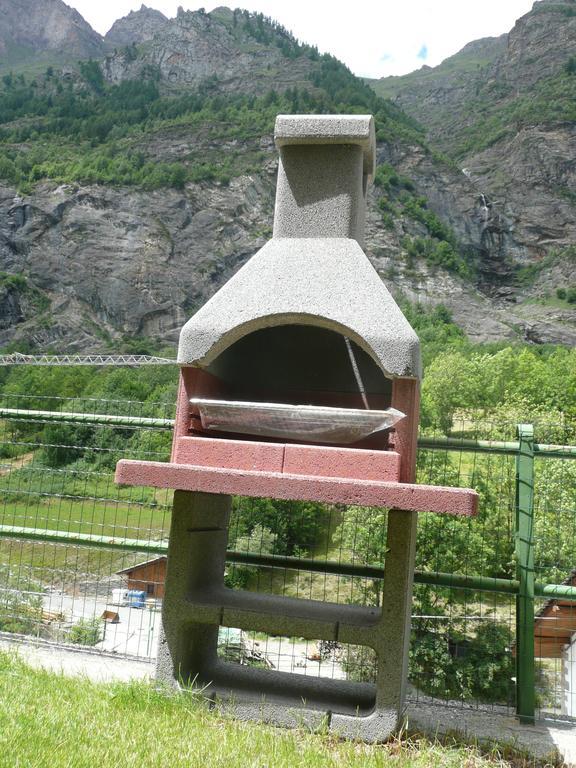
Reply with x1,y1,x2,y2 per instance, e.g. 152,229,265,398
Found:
115,113,477,741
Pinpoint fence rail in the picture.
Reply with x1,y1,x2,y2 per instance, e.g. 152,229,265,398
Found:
0,400,575,723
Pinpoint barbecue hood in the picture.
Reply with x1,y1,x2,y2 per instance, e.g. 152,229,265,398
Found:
178,115,421,381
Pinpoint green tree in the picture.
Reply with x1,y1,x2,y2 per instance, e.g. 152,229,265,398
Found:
79,60,105,94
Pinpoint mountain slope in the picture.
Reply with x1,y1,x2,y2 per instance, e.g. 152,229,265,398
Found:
105,5,169,48
370,0,576,337
102,6,325,94
0,0,104,71
0,3,574,352
371,0,576,155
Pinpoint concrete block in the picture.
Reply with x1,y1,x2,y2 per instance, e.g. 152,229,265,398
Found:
283,444,401,481
174,436,285,473
274,114,375,177
115,459,479,515
177,237,422,379
331,709,399,742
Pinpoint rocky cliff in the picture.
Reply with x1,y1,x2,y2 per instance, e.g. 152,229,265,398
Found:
105,5,170,48
102,6,319,94
370,0,576,343
0,0,104,68
0,2,574,353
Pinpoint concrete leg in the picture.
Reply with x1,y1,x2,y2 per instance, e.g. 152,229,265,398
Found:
156,490,231,687
157,495,418,743
331,509,417,741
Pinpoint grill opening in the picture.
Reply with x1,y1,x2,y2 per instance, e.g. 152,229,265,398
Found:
204,324,393,410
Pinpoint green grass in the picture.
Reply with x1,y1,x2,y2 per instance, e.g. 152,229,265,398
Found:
0,465,172,539
0,652,547,768
520,296,575,310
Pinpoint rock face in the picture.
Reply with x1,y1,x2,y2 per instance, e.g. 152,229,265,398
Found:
102,7,317,94
500,0,576,87
0,171,276,351
105,5,170,48
370,0,576,340
0,0,104,63
373,1,576,147
2,140,575,353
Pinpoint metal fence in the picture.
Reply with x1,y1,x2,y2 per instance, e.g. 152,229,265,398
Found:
0,388,575,724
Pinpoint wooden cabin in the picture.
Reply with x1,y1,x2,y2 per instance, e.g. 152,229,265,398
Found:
534,569,576,716
534,569,576,660
116,556,167,599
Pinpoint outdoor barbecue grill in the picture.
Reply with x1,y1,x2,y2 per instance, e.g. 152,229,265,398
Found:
115,114,477,741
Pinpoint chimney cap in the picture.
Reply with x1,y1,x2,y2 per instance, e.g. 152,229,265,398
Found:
274,114,375,178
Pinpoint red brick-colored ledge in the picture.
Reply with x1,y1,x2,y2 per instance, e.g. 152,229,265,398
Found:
115,459,478,517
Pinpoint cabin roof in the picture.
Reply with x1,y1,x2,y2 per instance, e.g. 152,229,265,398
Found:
116,556,167,576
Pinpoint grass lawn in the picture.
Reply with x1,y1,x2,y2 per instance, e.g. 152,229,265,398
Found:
0,652,547,768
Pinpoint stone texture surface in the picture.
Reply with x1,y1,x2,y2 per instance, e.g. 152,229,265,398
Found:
177,237,421,378
282,444,401,481
274,146,367,243
274,115,375,176
174,437,401,480
173,436,285,473
153,489,414,742
0,0,104,62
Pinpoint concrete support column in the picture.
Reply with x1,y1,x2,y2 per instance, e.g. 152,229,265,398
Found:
156,490,231,686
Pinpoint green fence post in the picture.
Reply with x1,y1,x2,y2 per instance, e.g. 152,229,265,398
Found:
515,423,535,724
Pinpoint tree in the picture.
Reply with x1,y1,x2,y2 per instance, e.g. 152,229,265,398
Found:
79,60,105,94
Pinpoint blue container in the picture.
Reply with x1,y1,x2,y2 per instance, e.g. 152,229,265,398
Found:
127,590,146,609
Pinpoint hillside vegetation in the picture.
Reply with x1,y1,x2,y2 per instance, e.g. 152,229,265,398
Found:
0,37,421,193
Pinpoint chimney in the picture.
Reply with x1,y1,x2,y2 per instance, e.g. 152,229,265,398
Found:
177,114,420,381
273,115,375,246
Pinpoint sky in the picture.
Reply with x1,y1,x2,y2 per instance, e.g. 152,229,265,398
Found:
68,0,537,79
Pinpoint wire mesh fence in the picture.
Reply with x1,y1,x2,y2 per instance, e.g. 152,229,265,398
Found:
0,390,174,658
0,387,574,722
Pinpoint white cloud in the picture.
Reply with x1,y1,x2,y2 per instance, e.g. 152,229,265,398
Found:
69,0,536,78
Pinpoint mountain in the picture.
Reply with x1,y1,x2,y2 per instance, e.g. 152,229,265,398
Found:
0,0,104,71
369,0,576,342
101,6,322,94
0,2,574,353
105,5,170,47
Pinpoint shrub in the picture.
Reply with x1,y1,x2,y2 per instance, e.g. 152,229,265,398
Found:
409,621,514,704
69,617,103,646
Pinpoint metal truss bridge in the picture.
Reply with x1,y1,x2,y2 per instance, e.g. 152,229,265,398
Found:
0,353,177,366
